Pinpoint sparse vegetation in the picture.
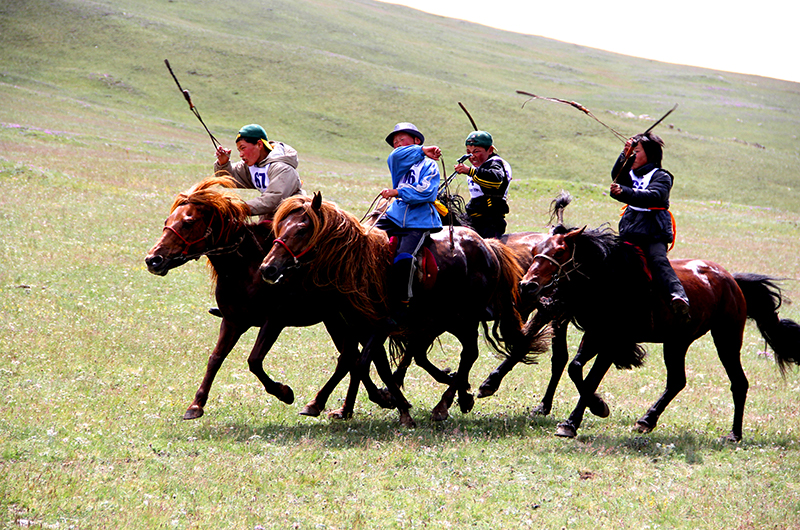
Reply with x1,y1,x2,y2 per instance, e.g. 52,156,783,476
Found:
1,0,799,528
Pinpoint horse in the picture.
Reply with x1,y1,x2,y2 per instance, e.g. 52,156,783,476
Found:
259,192,549,427
519,223,800,441
144,176,396,420
477,191,576,416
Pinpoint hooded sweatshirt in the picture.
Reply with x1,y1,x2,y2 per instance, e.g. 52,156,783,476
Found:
214,141,304,220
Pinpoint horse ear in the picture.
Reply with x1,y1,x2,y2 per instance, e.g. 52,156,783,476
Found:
311,191,322,211
565,226,586,240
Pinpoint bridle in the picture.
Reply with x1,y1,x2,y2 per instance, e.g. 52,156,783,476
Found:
162,211,248,259
271,237,313,266
531,242,586,292
163,211,216,256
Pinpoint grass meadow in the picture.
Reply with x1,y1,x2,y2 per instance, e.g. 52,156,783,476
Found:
2,0,800,528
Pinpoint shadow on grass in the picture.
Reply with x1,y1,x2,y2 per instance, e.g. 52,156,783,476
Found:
171,409,797,460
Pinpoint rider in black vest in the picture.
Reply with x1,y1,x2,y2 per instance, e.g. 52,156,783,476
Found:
610,132,690,323
453,131,512,239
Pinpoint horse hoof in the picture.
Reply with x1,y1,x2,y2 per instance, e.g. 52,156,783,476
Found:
633,421,653,434
531,403,551,417
477,382,497,399
431,405,450,422
399,412,417,428
299,404,321,417
458,392,475,414
327,408,353,420
374,388,397,409
721,432,742,443
589,397,610,418
183,405,204,420
555,422,577,438
277,385,295,405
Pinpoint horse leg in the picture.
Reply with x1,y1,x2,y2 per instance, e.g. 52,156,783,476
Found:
565,335,609,418
532,319,569,416
477,356,519,399
452,326,480,415
557,337,613,437
359,332,416,428
184,319,246,420
247,322,294,405
711,327,749,442
634,341,690,435
300,319,356,417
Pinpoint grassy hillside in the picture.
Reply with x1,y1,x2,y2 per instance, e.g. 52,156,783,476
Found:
1,1,800,528
2,0,799,212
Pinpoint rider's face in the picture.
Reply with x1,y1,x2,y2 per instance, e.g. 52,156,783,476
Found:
237,139,266,166
466,145,492,167
392,133,420,149
631,143,648,170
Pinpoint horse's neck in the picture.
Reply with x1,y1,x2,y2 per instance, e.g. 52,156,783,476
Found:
206,223,271,272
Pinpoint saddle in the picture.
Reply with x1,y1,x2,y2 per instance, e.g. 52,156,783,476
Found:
388,236,438,291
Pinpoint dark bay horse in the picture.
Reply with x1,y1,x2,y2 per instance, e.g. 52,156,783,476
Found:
259,193,548,426
520,224,800,441
144,177,394,420
477,191,576,415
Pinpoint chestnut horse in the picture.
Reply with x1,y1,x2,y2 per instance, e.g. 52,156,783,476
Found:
520,224,800,441
259,193,548,427
144,177,394,420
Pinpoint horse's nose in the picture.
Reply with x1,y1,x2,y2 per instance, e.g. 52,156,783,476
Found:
259,262,280,284
519,280,540,299
145,255,163,269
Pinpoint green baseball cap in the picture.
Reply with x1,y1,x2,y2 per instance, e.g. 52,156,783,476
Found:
465,130,493,148
236,124,272,151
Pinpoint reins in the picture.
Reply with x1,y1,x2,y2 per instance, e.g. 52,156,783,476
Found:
163,210,216,256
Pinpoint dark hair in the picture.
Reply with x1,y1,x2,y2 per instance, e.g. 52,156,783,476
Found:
633,132,664,167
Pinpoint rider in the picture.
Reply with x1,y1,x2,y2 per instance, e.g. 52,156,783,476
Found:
376,122,442,323
214,123,304,222
452,130,512,239
609,132,690,323
209,124,304,318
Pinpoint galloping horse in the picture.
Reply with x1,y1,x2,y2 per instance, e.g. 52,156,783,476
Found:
144,177,394,420
259,193,548,426
520,224,800,441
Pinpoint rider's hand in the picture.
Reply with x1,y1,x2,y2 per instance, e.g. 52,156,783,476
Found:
422,145,441,161
216,146,231,165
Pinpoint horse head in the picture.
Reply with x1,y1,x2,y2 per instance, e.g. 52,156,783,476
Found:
259,192,323,284
145,176,248,276
519,226,585,300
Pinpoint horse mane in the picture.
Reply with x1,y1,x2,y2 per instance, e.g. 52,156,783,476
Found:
553,222,648,369
273,195,392,322
171,175,253,285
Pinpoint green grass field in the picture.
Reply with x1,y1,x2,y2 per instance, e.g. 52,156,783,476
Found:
1,0,799,528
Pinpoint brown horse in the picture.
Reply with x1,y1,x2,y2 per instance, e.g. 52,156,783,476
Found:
519,224,800,441
259,193,548,426
144,177,394,420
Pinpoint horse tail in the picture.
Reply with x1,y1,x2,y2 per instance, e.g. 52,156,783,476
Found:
735,273,800,375
484,240,549,361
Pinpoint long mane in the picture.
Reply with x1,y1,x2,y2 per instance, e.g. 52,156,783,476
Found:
273,196,392,321
171,176,253,284
171,175,250,239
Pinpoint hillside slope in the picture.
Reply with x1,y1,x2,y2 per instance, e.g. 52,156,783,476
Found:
1,0,799,212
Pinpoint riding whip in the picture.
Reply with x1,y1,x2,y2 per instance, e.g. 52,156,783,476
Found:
612,104,679,183
164,59,221,149
516,90,627,143
458,101,478,131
